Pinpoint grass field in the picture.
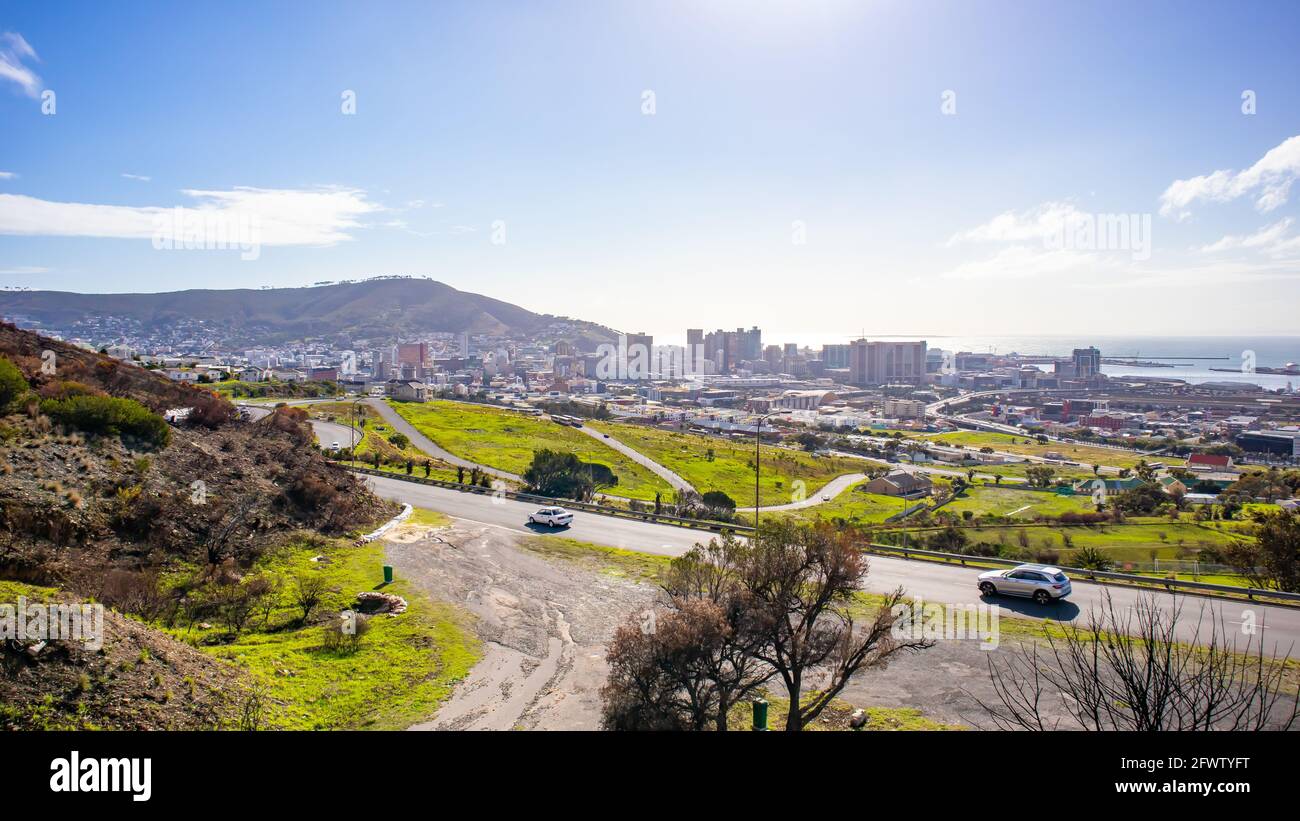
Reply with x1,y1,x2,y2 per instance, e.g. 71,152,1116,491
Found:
390,400,672,501
782,483,908,526
942,486,1097,519
589,421,863,506
916,430,1156,470
894,517,1253,567
308,402,465,483
166,536,480,730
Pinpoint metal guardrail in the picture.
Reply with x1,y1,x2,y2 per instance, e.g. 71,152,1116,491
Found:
343,464,754,534
864,542,1300,603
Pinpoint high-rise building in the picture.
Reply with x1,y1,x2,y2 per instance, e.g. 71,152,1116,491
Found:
626,331,653,352
397,342,429,368
849,339,927,386
741,326,762,361
821,344,851,369
764,345,783,370
1072,346,1102,379
700,327,762,373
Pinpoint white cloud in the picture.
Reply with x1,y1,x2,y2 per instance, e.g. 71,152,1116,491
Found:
1199,218,1300,258
946,201,1089,245
1159,134,1300,219
0,32,41,98
0,265,48,275
121,173,151,182
0,171,16,180
0,187,381,246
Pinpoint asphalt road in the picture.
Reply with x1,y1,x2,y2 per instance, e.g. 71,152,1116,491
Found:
738,471,868,512
364,474,709,556
364,473,1300,653
362,398,519,481
574,423,696,494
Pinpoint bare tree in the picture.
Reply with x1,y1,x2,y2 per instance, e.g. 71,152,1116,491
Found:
661,533,777,730
202,493,260,565
601,598,732,731
743,520,933,731
978,591,1298,731
601,521,932,731
292,573,329,624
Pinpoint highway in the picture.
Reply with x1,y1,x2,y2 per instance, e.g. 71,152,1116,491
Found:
363,474,1300,653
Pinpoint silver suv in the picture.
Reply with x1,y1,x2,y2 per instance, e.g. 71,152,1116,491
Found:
978,564,1072,604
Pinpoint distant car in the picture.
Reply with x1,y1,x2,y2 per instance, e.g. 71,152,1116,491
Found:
528,507,574,528
821,494,830,501
978,564,1071,604
329,441,341,450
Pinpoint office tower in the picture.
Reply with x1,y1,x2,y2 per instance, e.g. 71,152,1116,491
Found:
821,344,851,369
849,339,928,386
1072,346,1101,379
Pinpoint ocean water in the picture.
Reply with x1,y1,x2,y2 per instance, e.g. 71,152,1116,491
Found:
673,332,1300,391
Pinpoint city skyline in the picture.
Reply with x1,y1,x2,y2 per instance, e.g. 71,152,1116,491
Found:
3,1,1300,336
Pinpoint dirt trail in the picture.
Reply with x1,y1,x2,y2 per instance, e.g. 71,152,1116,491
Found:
387,523,655,730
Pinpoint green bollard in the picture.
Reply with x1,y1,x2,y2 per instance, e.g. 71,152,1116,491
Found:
383,565,394,584
752,698,768,732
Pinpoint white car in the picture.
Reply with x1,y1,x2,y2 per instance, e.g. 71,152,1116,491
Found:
528,507,574,528
978,564,1072,604
329,441,341,450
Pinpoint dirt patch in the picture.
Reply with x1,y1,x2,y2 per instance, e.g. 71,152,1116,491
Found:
386,523,657,730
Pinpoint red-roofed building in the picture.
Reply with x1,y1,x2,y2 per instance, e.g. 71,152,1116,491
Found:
1186,453,1234,472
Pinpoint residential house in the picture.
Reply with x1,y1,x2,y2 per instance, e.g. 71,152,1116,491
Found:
862,470,933,498
387,380,430,402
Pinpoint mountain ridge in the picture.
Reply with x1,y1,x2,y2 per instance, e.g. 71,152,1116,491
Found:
0,278,617,347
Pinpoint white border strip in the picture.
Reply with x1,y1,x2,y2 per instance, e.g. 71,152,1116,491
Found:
360,503,413,542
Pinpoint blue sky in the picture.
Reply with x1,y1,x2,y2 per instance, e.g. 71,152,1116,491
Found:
2,0,1299,342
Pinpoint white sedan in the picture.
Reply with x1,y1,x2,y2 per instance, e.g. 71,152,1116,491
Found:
528,506,574,528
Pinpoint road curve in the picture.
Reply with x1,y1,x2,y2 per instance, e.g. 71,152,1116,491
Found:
737,472,868,512
574,424,696,494
362,398,519,482
364,473,1300,653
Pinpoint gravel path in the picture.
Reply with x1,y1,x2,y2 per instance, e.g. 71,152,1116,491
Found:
387,521,656,730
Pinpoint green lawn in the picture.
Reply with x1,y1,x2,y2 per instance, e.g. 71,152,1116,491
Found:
310,402,466,483
589,421,863,506
390,400,672,501
783,483,908,526
166,537,480,730
943,486,1096,520
896,518,1253,567
915,429,1155,470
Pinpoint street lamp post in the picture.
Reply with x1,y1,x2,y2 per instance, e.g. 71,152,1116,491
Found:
754,409,791,530
351,398,364,467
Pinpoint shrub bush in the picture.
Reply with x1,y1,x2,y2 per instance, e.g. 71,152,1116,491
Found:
0,356,28,411
40,394,171,449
